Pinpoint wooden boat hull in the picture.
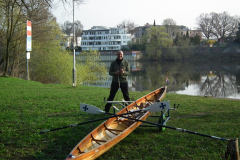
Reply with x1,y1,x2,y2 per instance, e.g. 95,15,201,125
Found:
66,86,167,160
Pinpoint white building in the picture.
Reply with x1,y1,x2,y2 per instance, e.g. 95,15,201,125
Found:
81,26,132,51
64,33,82,48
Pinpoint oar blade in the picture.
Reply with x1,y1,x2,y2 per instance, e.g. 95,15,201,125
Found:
144,101,172,112
80,103,105,114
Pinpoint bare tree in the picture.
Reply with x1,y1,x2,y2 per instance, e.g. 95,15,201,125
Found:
195,13,213,39
61,21,73,35
61,20,83,36
227,15,240,38
196,11,240,40
117,19,138,35
6,0,86,12
75,20,83,37
162,18,179,39
22,0,86,9
0,0,26,76
57,0,86,6
162,18,176,26
234,23,240,43
211,11,239,39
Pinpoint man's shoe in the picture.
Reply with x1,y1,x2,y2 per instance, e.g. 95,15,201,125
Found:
104,110,109,115
104,112,109,115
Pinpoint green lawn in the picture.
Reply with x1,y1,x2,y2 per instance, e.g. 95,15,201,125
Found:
0,77,239,160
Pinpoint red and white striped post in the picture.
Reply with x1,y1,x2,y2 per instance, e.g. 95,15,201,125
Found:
26,20,32,80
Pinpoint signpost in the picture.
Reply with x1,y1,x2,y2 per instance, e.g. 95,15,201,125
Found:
26,20,31,80
72,0,76,87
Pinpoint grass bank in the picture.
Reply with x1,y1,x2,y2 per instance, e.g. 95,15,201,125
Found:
0,77,239,160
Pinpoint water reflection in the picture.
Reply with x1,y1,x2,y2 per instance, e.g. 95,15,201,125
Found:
199,74,237,97
82,61,240,99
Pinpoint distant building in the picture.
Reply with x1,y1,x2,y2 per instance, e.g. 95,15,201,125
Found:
188,29,202,39
81,26,132,51
133,23,202,42
134,23,161,39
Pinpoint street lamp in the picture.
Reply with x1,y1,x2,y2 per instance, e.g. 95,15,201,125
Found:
72,0,76,87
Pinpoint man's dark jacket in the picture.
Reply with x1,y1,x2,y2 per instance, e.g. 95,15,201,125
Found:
109,58,130,83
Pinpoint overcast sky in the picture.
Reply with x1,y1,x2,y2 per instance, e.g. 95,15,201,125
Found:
51,0,240,30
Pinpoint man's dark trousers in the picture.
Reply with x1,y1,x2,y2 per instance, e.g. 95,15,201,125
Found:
105,82,130,112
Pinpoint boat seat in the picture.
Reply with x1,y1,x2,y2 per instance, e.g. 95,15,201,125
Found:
117,119,134,123
77,146,85,154
104,123,123,135
145,97,155,104
91,134,106,145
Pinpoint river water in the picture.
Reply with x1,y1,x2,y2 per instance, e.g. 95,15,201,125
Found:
83,60,240,100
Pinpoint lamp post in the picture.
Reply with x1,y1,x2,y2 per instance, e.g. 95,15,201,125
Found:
72,0,76,87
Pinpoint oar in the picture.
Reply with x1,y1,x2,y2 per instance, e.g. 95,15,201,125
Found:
80,101,172,114
82,105,229,141
38,115,117,134
116,113,229,141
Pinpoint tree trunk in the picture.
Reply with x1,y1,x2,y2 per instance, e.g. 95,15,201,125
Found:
3,41,10,76
10,55,16,76
3,53,9,76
